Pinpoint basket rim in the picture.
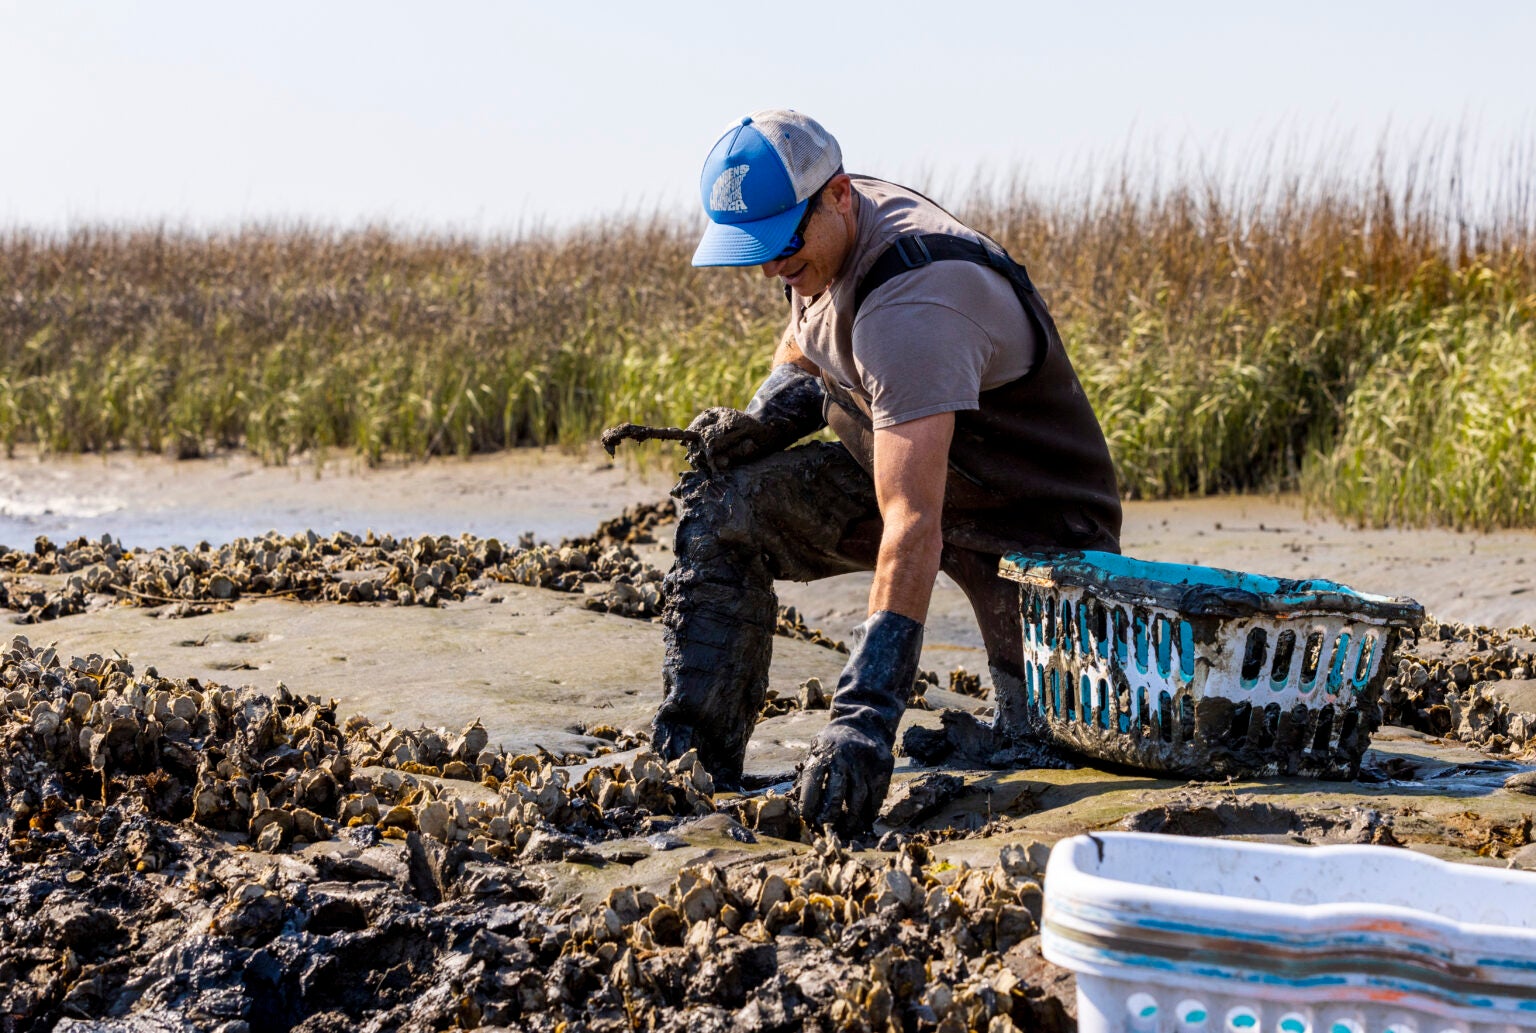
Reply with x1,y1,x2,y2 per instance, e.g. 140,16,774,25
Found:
1001,550,1424,624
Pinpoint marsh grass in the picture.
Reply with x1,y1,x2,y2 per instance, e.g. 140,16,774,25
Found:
1302,306,1536,529
2,142,1532,527
971,144,1535,528
0,220,778,463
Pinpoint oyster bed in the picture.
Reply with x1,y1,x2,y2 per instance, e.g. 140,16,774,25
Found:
1,634,1067,1033
9,623,1536,1033
4,501,1536,1032
0,501,842,652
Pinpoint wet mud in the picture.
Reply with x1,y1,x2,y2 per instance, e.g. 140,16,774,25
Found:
3,492,1536,1031
1,634,1068,1033
0,502,840,652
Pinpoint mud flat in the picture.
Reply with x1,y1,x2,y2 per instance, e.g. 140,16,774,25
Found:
0,447,679,550
3,448,1536,1031
17,590,856,763
5,445,1534,687
4,447,1532,625
6,614,1536,1033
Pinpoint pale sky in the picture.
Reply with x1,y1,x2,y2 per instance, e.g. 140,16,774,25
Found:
3,1,1532,232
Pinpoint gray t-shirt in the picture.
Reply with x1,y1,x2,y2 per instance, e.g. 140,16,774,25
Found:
792,177,1040,429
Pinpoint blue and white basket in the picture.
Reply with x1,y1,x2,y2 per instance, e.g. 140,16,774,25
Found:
998,551,1423,778
1045,832,1536,1032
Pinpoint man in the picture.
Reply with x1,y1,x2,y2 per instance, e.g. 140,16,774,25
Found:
651,109,1121,837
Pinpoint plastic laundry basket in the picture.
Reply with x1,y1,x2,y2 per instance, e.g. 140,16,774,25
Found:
1044,832,1536,1032
998,551,1423,778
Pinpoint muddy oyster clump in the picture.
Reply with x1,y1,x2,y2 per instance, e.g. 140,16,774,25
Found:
563,498,678,547
0,519,844,653
0,633,713,863
1,635,1076,1032
1381,617,1536,753
774,604,847,652
760,669,973,722
535,835,1062,1033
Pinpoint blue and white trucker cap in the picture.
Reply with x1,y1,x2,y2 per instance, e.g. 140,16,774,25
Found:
692,109,843,267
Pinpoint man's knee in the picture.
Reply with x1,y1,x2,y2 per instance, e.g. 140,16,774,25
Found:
672,442,877,583
672,459,799,552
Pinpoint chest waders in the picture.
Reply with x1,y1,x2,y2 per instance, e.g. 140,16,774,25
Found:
653,233,1121,785
826,231,1121,559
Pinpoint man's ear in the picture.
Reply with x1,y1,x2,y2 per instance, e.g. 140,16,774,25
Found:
827,173,855,214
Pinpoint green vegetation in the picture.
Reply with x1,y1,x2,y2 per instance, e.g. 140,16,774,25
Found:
1302,306,1535,529
965,151,1534,526
1,151,1532,528
0,221,776,465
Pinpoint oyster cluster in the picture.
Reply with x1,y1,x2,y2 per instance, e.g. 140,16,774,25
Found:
759,676,832,721
773,604,847,653
0,514,840,651
947,668,986,700
536,835,1059,1033
1,634,715,865
759,672,944,722
1,633,1075,1032
1381,617,1536,752
0,530,657,618
563,499,677,548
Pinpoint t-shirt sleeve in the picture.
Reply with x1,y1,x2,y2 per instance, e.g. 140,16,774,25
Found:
851,265,998,429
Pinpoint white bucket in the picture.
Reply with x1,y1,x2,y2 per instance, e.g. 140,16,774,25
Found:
1043,832,1536,1032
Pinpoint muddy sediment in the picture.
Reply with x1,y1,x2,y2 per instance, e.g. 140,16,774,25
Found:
1,633,1066,1033
4,501,1536,1030
0,501,842,652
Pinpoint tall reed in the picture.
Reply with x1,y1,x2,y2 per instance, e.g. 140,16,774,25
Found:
0,221,778,463
964,142,1534,527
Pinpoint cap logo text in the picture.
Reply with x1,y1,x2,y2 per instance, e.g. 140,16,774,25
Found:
709,164,750,214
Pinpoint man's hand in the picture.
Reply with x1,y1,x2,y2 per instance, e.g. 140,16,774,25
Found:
797,413,952,838
684,364,827,475
797,610,925,839
683,406,774,473
798,720,894,836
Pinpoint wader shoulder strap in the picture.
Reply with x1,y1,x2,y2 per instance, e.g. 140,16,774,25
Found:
852,233,1037,319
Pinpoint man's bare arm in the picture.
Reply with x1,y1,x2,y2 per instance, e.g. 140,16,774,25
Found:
868,411,953,622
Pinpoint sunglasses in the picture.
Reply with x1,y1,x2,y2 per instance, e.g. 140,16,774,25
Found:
774,187,825,261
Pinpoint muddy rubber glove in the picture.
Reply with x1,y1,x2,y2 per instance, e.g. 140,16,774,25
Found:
685,364,826,473
798,610,924,839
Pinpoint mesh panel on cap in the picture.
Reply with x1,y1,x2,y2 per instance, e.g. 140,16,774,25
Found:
747,110,843,202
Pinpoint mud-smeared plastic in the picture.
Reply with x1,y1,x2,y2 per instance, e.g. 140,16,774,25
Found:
1001,550,1423,778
